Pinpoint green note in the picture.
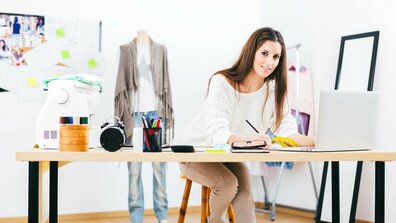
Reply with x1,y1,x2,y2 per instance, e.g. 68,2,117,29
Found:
56,28,65,38
61,50,71,59
87,59,97,68
205,149,226,153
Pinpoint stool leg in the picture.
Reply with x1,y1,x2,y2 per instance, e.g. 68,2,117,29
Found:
201,186,209,223
207,188,211,217
178,179,192,223
227,204,236,223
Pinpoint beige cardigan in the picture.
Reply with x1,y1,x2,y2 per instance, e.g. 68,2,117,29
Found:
114,37,174,142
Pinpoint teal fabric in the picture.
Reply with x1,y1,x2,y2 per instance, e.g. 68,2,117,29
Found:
43,74,103,89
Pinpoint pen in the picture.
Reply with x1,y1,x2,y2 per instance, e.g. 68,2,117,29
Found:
151,119,157,128
141,116,149,128
246,120,272,148
245,120,259,133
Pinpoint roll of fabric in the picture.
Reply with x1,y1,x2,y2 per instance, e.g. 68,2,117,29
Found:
59,117,89,152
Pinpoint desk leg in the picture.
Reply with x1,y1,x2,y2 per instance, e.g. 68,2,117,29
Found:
315,162,329,223
375,161,385,223
349,161,363,223
331,162,340,223
28,162,39,223
49,161,58,223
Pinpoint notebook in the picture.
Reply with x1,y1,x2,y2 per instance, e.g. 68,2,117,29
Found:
276,90,379,152
231,147,270,153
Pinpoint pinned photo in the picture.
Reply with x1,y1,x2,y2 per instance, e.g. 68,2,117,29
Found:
0,38,10,61
0,13,45,66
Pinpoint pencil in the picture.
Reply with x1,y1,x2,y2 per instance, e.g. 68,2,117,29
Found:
245,120,259,133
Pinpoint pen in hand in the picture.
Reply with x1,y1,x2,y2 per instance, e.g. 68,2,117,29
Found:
245,120,259,133
246,120,272,148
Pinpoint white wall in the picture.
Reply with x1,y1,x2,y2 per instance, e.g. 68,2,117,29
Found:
4,0,394,221
261,0,396,222
0,0,261,218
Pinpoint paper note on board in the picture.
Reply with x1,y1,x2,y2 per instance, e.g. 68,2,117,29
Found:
61,50,71,59
56,28,65,38
87,59,97,68
27,77,38,87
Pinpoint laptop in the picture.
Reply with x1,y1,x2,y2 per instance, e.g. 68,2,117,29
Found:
277,90,379,152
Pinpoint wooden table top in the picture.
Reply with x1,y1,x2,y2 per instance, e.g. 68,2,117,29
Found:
16,148,396,162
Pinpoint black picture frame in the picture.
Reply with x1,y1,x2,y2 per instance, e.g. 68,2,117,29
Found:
334,31,380,91
316,31,381,223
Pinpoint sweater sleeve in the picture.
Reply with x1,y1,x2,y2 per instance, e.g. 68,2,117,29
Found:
114,45,133,137
114,46,126,123
161,46,174,143
162,46,174,131
275,100,298,137
204,75,233,144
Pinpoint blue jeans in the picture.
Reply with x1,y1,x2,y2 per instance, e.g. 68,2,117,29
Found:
128,111,168,223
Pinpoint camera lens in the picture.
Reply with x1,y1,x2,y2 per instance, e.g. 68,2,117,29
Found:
100,127,125,152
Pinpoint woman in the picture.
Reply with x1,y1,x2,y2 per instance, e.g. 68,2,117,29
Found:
0,39,10,59
0,39,9,51
180,27,314,223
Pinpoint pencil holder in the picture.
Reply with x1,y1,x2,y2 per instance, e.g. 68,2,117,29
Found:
143,128,162,152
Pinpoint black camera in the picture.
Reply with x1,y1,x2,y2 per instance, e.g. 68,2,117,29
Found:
100,118,126,152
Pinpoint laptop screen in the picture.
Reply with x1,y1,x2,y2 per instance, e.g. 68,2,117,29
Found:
315,90,379,151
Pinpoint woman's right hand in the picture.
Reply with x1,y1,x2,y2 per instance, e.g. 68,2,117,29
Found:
245,133,272,148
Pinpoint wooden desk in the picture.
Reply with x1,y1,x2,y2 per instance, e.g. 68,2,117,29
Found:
16,149,396,223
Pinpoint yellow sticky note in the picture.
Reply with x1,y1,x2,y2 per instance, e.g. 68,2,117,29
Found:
52,73,60,77
27,77,38,87
56,28,65,38
61,50,71,59
87,59,97,68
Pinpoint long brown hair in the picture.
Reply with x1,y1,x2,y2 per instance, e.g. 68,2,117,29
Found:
209,27,288,131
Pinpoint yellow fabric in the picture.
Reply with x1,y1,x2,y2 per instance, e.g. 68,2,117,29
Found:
272,136,298,147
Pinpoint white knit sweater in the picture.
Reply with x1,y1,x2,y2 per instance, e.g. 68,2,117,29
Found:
183,75,297,146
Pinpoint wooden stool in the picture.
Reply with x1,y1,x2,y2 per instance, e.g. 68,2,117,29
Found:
178,174,235,223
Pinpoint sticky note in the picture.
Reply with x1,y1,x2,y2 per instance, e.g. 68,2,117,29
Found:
52,73,60,77
61,50,71,59
27,77,38,87
87,59,97,68
205,149,226,153
56,28,65,38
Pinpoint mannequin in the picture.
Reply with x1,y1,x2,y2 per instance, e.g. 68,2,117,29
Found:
115,31,172,223
136,30,149,44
